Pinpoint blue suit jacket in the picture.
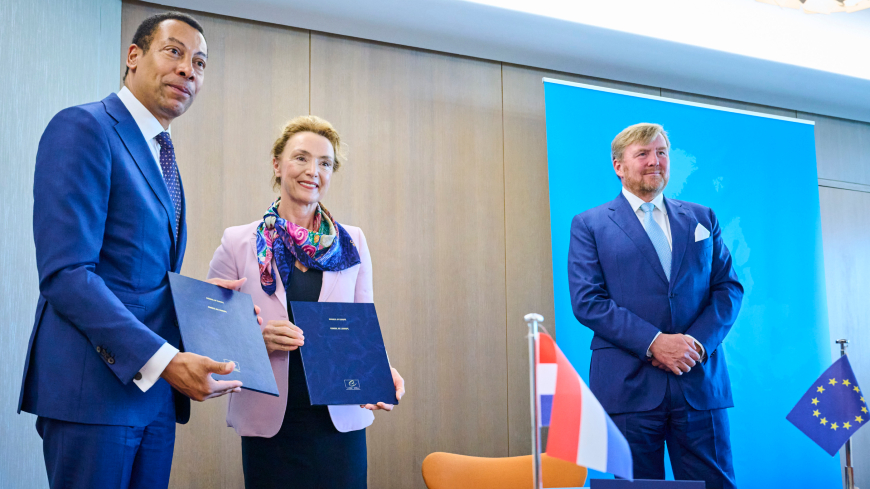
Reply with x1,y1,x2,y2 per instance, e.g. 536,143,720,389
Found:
18,93,190,427
568,193,743,414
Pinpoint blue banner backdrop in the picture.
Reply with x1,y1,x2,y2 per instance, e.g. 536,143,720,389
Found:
542,79,840,488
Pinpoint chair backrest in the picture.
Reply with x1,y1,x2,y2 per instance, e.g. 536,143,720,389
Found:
421,452,587,489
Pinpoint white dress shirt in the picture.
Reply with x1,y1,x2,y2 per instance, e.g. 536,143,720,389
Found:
117,86,180,391
117,87,168,177
621,187,706,361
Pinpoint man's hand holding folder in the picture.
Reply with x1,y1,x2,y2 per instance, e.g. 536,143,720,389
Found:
161,277,264,402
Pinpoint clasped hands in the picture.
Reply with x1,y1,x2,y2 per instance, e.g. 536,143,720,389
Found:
161,277,261,402
263,319,405,412
649,333,701,376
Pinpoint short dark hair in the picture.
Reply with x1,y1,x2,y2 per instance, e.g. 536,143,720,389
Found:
123,12,205,81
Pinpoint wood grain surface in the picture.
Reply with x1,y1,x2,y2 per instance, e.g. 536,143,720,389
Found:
310,32,508,488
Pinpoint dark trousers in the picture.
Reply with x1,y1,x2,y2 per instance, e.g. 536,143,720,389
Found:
610,377,736,489
241,405,367,489
36,395,176,489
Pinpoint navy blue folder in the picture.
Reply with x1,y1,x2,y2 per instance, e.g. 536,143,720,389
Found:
289,302,396,406
590,480,705,489
168,272,279,397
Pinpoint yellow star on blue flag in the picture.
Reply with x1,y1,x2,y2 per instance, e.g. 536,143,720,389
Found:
787,355,868,456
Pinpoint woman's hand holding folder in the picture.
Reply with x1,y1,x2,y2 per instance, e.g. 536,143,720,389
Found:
263,320,305,354
362,367,405,411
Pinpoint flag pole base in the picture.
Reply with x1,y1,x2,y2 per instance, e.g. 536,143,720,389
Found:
526,313,544,489
844,466,854,489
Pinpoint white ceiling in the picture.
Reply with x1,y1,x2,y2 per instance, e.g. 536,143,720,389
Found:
151,0,870,122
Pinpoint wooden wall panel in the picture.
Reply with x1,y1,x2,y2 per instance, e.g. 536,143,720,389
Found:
803,112,870,187
501,65,661,456
310,33,508,488
819,186,870,489
122,3,310,488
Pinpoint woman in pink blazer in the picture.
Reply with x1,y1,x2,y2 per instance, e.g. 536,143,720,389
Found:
207,116,404,489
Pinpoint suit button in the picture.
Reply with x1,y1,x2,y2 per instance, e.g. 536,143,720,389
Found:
107,357,115,365
96,346,102,353
134,372,142,381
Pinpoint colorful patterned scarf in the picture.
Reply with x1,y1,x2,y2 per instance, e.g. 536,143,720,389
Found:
256,199,360,296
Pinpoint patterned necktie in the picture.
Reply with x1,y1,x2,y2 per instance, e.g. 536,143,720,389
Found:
154,131,182,242
640,202,671,281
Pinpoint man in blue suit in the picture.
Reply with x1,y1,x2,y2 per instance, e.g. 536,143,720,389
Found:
568,123,743,488
19,12,249,488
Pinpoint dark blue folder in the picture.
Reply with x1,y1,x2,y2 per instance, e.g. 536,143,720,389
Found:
290,302,396,406
591,480,705,489
168,272,279,397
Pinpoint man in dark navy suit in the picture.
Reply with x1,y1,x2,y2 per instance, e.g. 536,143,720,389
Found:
568,123,743,488
19,12,253,488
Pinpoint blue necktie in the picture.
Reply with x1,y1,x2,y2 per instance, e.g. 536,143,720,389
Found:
155,131,181,242
640,202,671,281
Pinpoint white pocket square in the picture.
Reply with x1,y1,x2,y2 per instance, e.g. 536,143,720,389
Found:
695,223,711,242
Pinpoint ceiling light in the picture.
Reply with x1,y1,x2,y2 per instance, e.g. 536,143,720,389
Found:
757,0,870,13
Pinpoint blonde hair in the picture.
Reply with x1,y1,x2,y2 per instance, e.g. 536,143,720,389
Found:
611,123,670,162
271,115,345,191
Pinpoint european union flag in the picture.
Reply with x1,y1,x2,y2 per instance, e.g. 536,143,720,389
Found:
786,355,868,456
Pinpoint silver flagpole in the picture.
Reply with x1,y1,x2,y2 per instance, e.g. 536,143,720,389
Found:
526,313,544,489
836,339,855,489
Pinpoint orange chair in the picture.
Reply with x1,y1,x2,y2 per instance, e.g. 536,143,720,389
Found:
422,452,587,489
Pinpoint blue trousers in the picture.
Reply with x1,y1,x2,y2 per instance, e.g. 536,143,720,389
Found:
610,376,736,489
36,395,176,489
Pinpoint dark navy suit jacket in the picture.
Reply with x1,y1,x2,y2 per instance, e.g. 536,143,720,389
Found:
19,93,190,427
568,193,743,414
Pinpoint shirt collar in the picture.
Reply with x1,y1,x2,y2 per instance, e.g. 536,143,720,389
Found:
117,86,169,142
622,187,667,215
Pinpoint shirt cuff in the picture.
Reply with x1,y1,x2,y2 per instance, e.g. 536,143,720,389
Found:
133,343,179,392
684,334,707,361
646,332,663,358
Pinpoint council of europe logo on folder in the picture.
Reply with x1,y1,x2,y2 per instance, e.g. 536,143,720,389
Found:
786,355,868,456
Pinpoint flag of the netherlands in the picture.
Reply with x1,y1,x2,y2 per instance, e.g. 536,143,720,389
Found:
538,332,633,480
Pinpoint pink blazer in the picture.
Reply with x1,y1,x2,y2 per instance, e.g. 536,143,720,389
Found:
207,220,376,436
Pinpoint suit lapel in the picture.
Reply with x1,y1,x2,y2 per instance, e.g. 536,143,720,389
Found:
250,235,289,311
275,266,289,310
608,193,669,284
174,176,187,272
665,198,690,283
319,271,339,302
103,93,178,253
